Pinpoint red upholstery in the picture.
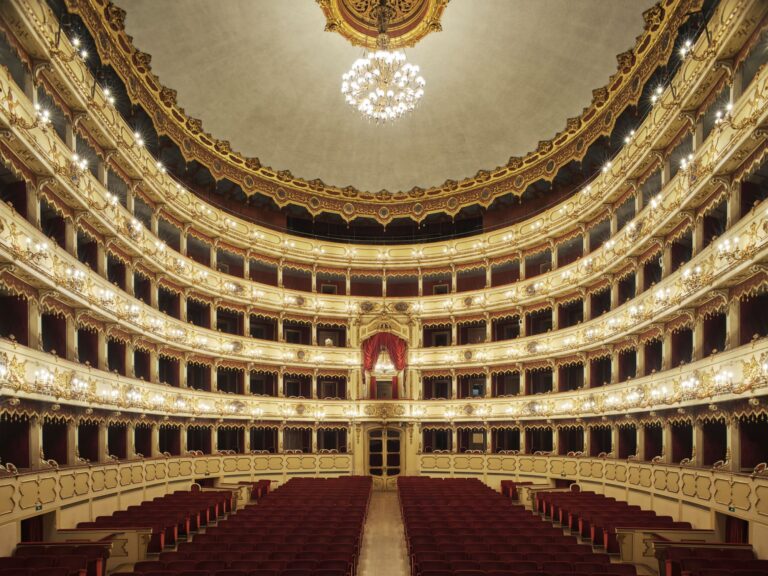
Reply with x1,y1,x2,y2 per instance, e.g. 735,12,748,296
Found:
399,477,636,576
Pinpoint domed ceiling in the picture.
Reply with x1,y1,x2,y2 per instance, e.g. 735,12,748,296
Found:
115,0,656,193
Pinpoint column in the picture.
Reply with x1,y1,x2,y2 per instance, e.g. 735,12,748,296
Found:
277,318,284,342
96,330,107,371
518,253,526,281
66,421,77,466
96,242,107,278
610,351,619,385
727,298,740,350
179,227,188,256
692,217,705,256
583,361,592,389
124,263,134,297
243,256,250,280
485,264,492,288
311,269,317,293
243,427,251,454
97,422,108,463
582,229,590,256
611,425,619,458
126,189,135,215
583,427,591,458
277,427,284,453
125,341,135,378
179,292,187,323
149,350,159,383
28,416,42,469
179,359,188,388
243,312,251,338
64,118,76,151
661,242,673,279
210,244,218,272
151,424,160,458
693,117,705,151
418,273,423,297
609,208,618,237
382,274,387,298
277,372,284,397
27,297,41,351
693,314,705,361
551,427,559,456
64,217,77,257
26,183,40,229
451,322,457,346
126,423,136,460
610,278,619,311
179,425,188,455
451,268,457,293
277,266,284,288
583,292,592,321
730,65,744,104
65,316,77,362
311,428,318,454
661,421,672,463
727,417,740,472
551,368,560,395
635,261,645,295
727,182,742,229
661,330,672,371
485,318,492,343
519,428,526,455
345,270,351,296
636,425,645,461
636,344,646,378
311,374,317,399
150,210,159,237
661,155,671,186
211,427,218,455
451,427,458,453
149,279,159,308
210,303,218,332
635,189,644,214
692,420,704,467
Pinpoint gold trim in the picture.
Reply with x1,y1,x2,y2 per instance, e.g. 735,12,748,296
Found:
67,0,690,223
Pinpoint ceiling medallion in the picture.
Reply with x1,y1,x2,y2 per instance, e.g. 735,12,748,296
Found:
340,0,426,123
318,0,448,49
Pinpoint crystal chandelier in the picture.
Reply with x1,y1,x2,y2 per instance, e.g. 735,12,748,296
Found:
340,0,425,123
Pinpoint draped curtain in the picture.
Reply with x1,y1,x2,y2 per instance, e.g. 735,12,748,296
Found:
362,332,407,399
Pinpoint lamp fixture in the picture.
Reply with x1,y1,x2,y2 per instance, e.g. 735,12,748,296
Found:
341,0,425,123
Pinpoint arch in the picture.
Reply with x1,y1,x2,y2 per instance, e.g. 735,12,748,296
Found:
362,332,408,400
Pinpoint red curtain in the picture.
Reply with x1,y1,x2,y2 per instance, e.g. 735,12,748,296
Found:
362,332,407,399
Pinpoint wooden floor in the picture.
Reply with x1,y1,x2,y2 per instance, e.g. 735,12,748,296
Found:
358,491,410,576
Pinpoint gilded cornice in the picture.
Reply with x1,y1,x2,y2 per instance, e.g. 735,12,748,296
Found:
66,0,691,223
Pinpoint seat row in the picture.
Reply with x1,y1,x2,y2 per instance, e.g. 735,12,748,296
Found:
535,490,692,553
657,544,768,576
114,476,372,576
77,488,233,552
398,477,636,576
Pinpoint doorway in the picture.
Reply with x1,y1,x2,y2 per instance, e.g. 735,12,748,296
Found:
368,427,401,490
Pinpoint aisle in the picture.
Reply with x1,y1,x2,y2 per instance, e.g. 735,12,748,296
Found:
358,491,410,576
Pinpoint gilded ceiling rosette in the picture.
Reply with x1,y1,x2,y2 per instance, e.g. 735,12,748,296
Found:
316,0,449,48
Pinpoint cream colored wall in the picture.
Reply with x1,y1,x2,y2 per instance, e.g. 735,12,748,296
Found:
680,502,713,530
0,523,19,557
752,522,768,559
